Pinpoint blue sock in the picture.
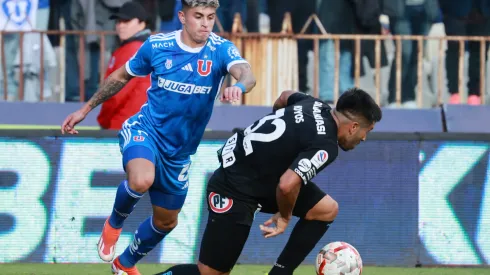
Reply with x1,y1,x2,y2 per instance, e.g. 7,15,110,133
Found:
108,180,143,229
119,216,170,268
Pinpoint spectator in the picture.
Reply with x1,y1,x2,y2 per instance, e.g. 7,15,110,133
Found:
439,0,490,105
383,0,439,108
97,1,151,130
267,0,316,94
318,0,356,103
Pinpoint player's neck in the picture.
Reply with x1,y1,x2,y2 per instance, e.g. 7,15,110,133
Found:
180,30,206,49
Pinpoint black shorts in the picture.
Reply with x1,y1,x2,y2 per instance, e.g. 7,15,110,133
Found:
199,181,326,272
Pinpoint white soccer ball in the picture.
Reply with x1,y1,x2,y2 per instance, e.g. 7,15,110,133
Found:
315,241,363,275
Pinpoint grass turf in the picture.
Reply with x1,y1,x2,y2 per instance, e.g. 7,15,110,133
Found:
2,264,490,275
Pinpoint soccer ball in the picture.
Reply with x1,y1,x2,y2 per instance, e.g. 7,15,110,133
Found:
315,241,363,275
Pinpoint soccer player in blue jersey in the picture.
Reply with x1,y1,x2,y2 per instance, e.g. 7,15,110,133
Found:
61,1,256,274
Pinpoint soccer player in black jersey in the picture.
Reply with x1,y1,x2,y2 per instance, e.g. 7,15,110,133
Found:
156,88,382,275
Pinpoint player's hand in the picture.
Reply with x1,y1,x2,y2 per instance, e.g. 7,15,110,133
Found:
61,110,87,135
259,212,290,239
220,86,242,103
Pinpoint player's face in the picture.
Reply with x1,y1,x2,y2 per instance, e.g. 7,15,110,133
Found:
180,7,216,44
338,122,374,151
116,18,145,41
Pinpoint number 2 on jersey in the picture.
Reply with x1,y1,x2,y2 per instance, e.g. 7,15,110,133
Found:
243,108,286,155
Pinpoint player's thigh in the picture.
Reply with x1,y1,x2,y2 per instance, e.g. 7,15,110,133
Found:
198,190,257,274
304,193,338,222
259,181,331,219
119,128,157,192
148,155,191,211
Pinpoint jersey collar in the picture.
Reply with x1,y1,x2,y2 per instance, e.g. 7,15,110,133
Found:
175,30,205,53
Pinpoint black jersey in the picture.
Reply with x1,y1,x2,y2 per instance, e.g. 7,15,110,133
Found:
209,93,339,202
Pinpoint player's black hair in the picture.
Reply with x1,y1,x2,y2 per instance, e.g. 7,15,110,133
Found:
336,88,382,125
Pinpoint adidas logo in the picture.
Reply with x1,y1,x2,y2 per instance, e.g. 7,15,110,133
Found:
181,63,193,71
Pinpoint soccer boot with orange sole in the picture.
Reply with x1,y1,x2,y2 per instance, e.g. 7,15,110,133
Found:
98,217,123,262
112,256,141,275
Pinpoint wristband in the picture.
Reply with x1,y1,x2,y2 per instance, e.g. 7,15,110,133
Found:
233,82,246,93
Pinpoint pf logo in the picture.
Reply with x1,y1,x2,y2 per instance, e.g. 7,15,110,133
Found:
208,192,233,213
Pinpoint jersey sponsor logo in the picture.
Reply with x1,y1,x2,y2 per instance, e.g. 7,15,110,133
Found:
293,105,304,123
313,101,326,135
298,158,312,173
165,59,172,69
157,77,212,95
133,136,145,142
152,41,174,49
294,168,308,184
197,60,213,76
311,150,329,168
305,168,316,180
208,192,233,213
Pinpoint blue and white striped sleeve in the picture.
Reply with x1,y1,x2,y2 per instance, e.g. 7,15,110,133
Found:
125,39,152,77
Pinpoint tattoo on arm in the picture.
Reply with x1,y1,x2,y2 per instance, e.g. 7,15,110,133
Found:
87,68,131,110
230,63,256,92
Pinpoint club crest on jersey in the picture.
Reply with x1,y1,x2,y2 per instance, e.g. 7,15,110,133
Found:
165,59,172,69
197,59,213,76
208,192,233,213
133,135,145,142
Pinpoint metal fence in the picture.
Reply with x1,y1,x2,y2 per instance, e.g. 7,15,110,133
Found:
0,13,488,107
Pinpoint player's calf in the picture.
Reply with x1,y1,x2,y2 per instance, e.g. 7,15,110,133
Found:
100,156,155,262
118,206,181,269
269,195,338,275
152,205,179,232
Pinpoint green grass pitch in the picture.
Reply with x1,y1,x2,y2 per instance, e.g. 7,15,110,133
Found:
2,264,490,275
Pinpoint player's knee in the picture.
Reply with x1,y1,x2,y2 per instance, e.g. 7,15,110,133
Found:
305,196,338,222
152,215,178,232
128,173,154,193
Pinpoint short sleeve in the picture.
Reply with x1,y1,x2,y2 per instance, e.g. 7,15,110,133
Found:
218,40,248,72
289,143,338,184
125,39,152,77
287,92,315,106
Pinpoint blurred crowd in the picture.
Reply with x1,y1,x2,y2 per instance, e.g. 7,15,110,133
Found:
1,0,490,108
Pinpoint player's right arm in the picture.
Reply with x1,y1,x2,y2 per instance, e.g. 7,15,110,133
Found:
61,39,153,134
272,90,313,111
259,169,301,239
260,143,338,238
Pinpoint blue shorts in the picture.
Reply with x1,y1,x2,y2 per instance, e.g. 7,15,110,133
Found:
118,124,190,210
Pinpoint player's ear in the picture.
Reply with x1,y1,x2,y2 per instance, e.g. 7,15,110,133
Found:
178,10,185,24
349,122,360,135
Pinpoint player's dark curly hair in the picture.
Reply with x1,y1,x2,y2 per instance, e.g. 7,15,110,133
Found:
336,88,382,125
181,0,220,9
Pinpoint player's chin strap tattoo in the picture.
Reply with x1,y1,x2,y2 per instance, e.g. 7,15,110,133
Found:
87,74,129,110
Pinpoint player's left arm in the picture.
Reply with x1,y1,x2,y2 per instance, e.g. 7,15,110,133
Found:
229,63,256,93
219,40,256,102
221,63,256,103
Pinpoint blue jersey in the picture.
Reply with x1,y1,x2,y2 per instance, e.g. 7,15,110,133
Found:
124,30,248,159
